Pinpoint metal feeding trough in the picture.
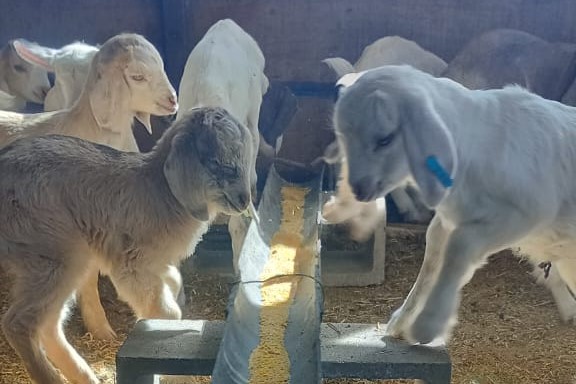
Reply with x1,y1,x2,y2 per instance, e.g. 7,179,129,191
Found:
116,163,451,384
212,162,324,383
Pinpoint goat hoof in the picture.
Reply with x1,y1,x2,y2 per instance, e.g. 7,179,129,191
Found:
409,324,438,345
561,312,576,325
176,287,186,307
385,310,411,340
89,324,117,341
410,309,453,345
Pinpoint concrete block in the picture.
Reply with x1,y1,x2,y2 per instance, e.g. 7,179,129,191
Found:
319,218,386,287
190,217,387,288
116,320,451,384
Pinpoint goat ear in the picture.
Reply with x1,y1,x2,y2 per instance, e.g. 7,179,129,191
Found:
163,130,210,221
90,65,125,130
11,39,56,71
135,112,152,134
323,57,355,78
401,97,457,208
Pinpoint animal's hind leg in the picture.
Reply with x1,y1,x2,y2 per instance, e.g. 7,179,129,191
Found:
77,263,117,340
40,301,99,384
2,301,62,384
2,252,98,384
533,261,576,324
548,258,576,324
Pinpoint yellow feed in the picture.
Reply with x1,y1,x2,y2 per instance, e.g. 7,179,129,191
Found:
248,186,316,384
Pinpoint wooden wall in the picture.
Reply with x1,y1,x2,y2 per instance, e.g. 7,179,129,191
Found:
0,1,164,52
169,0,576,85
3,0,575,86
2,0,576,161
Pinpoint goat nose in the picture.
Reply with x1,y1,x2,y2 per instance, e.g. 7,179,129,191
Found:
352,177,376,202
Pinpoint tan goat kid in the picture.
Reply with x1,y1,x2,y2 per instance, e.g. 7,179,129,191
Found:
0,33,178,341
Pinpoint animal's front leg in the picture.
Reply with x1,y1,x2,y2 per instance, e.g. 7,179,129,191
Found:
163,264,185,307
77,265,116,340
407,225,491,343
390,210,534,344
110,265,182,320
386,215,449,340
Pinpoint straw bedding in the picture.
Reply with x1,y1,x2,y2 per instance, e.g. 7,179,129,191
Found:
1,227,575,383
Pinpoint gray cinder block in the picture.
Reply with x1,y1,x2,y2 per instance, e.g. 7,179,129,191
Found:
116,320,451,384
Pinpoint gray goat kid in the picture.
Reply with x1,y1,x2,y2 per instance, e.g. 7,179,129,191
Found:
0,107,253,384
335,65,576,344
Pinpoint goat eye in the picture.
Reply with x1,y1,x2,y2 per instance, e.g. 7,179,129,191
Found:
13,64,26,73
375,133,395,150
130,74,145,82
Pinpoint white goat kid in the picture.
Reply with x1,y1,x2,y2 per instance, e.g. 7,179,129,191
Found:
322,36,444,240
177,18,269,267
0,107,253,384
0,39,52,111
41,42,99,111
335,65,576,344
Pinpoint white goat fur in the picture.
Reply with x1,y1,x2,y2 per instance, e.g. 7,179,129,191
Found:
0,107,252,384
0,39,52,110
177,19,269,265
335,65,576,344
0,33,178,341
322,36,446,240
43,42,99,111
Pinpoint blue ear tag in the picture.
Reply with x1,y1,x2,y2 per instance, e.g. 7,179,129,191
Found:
425,155,453,188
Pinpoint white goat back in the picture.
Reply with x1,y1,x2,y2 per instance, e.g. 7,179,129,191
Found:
354,36,447,76
44,42,99,111
177,18,268,126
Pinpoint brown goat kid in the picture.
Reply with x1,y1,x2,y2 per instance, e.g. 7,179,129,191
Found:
0,107,253,384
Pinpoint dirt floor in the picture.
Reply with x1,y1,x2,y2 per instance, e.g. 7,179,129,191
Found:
1,228,575,384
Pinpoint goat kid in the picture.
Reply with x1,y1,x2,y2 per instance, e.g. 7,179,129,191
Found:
0,106,253,384
335,65,576,344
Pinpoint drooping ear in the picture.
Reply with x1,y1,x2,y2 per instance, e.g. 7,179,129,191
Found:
322,139,342,164
135,112,152,134
89,63,127,130
401,96,457,208
11,39,56,71
323,57,356,78
163,129,210,221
